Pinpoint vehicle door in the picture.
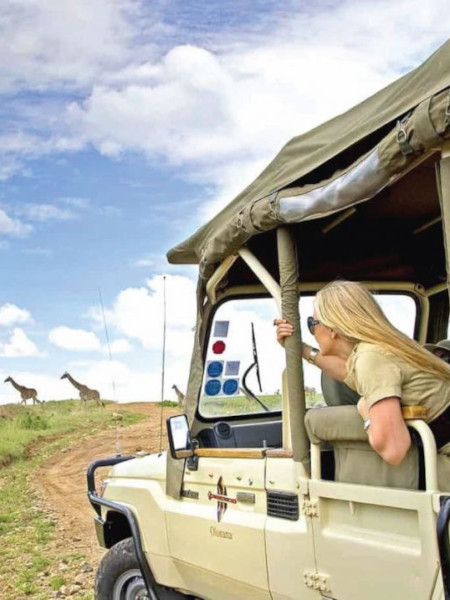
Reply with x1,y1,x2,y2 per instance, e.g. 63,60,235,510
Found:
165,297,280,600
307,293,441,599
265,455,320,600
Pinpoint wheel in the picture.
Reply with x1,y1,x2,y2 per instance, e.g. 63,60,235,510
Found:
95,537,200,600
95,537,152,600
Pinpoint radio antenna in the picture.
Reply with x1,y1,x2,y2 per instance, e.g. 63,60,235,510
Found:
159,275,167,454
98,288,120,455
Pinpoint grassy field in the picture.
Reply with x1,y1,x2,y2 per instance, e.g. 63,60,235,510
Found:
0,400,146,598
0,400,142,467
201,393,325,417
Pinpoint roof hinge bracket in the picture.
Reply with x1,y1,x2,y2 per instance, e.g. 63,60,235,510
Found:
303,571,331,594
301,498,319,518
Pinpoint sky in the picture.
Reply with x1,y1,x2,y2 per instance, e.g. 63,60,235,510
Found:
0,0,448,404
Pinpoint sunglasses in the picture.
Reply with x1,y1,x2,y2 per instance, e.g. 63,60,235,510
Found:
307,316,321,335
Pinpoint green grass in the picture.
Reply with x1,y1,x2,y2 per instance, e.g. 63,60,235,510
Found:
0,400,145,599
200,392,325,417
157,400,179,407
0,400,141,467
50,575,66,591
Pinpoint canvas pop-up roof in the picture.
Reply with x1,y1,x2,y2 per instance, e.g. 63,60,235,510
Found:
168,38,450,291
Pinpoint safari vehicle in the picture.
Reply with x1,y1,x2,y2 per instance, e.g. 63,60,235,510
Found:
88,39,450,600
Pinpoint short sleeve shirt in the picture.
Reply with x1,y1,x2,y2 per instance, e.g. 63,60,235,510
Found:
344,342,450,420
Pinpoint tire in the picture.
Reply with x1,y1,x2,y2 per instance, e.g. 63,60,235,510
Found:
96,537,151,600
95,537,200,600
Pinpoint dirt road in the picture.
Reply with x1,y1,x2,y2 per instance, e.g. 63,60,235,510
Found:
32,402,178,597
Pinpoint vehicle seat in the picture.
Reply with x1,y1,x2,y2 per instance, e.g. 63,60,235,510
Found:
321,373,360,406
305,406,420,489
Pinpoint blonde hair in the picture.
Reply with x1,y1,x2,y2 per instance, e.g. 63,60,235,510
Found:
315,280,450,380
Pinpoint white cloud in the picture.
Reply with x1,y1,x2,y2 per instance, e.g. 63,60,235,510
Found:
0,0,448,189
0,303,32,327
0,0,147,93
97,205,122,217
49,328,133,356
62,2,447,220
0,328,40,357
37,358,187,403
68,45,237,161
15,203,76,222
12,198,115,226
133,257,158,268
132,252,170,270
0,131,65,179
92,274,196,351
59,196,91,209
104,338,133,355
21,247,52,256
49,326,102,351
76,274,198,402
0,208,32,236
70,3,446,167
0,0,155,176
81,357,191,403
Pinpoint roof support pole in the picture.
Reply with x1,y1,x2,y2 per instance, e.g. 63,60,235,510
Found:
276,227,309,468
238,247,282,313
437,142,450,306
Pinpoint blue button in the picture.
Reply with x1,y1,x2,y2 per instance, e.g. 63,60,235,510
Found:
223,379,239,395
207,361,223,377
205,379,221,396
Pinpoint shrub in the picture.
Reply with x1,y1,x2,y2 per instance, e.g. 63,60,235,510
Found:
17,412,49,431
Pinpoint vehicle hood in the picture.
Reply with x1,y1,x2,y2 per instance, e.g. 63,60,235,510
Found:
109,451,167,481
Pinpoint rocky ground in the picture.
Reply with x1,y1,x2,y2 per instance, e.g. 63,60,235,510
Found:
31,402,177,599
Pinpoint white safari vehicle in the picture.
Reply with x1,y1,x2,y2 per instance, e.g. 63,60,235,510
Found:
88,40,450,600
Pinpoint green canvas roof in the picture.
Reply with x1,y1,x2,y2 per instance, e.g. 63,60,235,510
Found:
167,39,450,271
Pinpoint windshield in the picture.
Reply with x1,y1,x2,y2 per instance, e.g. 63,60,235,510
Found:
199,298,284,418
199,293,417,419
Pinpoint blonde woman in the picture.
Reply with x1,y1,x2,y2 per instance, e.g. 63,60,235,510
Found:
276,280,450,483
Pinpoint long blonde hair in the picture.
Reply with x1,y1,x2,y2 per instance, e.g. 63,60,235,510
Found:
315,280,450,380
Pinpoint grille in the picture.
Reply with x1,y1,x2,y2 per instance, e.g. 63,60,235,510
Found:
267,491,299,521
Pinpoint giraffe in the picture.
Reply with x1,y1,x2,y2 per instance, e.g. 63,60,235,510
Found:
60,372,104,408
171,384,185,408
4,376,42,405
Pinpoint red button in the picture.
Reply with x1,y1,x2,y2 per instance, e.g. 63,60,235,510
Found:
212,340,226,354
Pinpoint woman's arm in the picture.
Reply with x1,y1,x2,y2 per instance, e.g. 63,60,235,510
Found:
358,397,411,465
275,318,348,381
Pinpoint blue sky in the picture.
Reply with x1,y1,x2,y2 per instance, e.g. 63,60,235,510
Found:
0,0,448,404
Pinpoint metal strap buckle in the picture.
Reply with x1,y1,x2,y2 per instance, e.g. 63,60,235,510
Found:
444,90,450,128
396,113,414,156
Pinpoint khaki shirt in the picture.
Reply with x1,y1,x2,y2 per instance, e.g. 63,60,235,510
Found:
344,342,450,421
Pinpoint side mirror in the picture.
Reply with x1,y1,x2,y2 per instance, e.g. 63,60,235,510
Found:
167,414,194,459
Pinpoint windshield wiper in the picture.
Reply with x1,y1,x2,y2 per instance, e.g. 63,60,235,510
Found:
241,322,270,412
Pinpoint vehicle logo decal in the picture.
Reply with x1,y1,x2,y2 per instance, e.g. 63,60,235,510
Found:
208,476,236,522
210,526,233,539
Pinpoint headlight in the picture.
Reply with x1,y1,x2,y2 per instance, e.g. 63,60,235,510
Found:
99,479,109,498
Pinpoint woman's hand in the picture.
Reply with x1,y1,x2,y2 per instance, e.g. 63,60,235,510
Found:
274,318,294,346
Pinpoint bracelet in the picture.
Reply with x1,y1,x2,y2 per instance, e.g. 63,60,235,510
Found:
363,418,371,431
307,347,319,365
